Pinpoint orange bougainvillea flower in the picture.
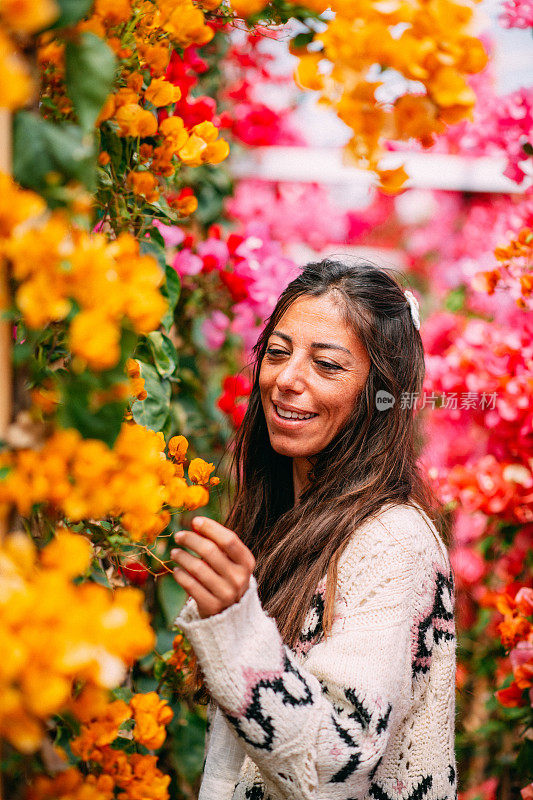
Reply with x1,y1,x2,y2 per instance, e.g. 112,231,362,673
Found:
144,77,181,107
115,104,158,138
168,435,188,462
188,457,215,485
69,310,121,370
376,164,409,195
137,41,170,76
229,0,269,16
294,53,324,91
126,170,160,203
203,138,230,164
178,134,207,166
159,116,188,153
0,30,33,109
1,0,58,34
498,614,531,650
93,0,131,25
70,699,132,759
184,484,210,510
130,692,173,750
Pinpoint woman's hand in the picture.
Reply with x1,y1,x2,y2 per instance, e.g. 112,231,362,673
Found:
170,516,256,618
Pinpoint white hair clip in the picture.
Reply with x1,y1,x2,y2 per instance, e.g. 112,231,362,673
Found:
404,289,421,330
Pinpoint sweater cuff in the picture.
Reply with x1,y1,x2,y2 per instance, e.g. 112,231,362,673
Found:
173,575,286,710
175,574,259,628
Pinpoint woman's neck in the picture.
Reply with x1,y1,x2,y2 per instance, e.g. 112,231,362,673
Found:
292,457,313,503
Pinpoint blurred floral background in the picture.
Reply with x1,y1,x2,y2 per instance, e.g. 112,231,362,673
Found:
0,0,531,797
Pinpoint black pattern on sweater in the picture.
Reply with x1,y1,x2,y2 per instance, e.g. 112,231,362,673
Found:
413,571,455,675
225,650,314,751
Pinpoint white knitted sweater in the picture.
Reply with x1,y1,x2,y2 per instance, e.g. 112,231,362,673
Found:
175,502,457,800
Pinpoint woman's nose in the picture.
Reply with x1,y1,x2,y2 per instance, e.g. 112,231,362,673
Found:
275,356,305,394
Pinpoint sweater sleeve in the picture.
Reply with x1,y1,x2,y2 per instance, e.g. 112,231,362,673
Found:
175,520,418,800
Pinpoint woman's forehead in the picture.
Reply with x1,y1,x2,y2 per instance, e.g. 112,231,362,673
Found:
273,295,366,356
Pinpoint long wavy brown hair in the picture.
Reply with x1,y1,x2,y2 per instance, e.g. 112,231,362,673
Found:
224,257,448,650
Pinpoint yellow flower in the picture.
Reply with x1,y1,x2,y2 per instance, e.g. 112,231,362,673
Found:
376,164,409,195
127,170,160,202
428,66,476,108
69,310,121,371
93,0,131,24
229,0,268,15
71,699,132,759
40,529,92,578
0,530,155,753
0,31,33,109
130,692,173,750
137,42,170,76
178,134,207,167
159,116,188,152
0,172,45,239
188,457,215,485
184,485,210,510
168,435,188,461
204,138,230,164
115,104,158,138
294,53,324,91
0,0,58,34
145,77,181,107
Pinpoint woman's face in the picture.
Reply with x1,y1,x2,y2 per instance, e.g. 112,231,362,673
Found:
259,293,371,460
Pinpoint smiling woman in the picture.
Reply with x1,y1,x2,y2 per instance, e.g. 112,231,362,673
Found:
172,259,456,800
259,293,371,497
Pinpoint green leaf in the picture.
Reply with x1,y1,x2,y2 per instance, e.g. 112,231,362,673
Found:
13,112,96,196
290,31,315,49
140,235,166,270
52,0,94,28
146,331,178,379
131,362,171,431
66,33,116,133
160,266,181,332
169,710,206,784
157,574,187,626
58,373,126,447
444,285,466,313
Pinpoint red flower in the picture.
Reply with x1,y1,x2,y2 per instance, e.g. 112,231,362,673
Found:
495,680,526,707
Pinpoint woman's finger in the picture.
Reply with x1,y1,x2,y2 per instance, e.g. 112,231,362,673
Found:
171,531,232,577
173,549,246,606
189,516,256,572
173,567,224,619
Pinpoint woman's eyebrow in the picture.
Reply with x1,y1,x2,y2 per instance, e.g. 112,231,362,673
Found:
271,330,352,356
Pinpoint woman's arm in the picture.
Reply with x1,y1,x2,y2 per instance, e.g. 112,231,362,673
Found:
174,518,419,800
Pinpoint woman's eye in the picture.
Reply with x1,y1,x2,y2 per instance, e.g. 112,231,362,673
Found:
266,347,288,358
316,360,342,371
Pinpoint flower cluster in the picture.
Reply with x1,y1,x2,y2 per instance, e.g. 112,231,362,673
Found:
0,0,58,109
225,180,348,250
473,227,533,311
499,0,533,29
0,423,216,542
220,27,304,148
217,373,252,428
88,0,229,192
1,173,166,370
0,530,155,753
163,223,299,354
71,689,173,757
290,0,488,188
424,314,533,465
429,455,533,524
493,583,533,792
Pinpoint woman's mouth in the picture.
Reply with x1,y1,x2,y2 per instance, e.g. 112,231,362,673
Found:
272,402,318,423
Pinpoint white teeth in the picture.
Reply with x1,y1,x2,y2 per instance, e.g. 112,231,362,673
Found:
275,405,315,421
